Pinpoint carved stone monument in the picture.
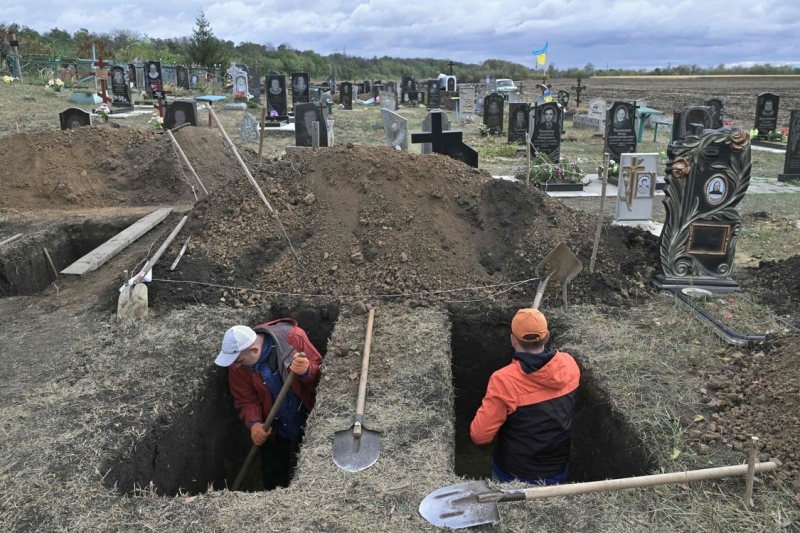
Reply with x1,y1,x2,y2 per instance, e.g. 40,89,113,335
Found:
482,92,504,135
779,109,800,182
614,153,658,226
381,109,408,151
339,82,353,110
531,102,561,162
655,127,752,291
604,101,637,164
754,92,779,136
705,97,725,129
507,103,530,143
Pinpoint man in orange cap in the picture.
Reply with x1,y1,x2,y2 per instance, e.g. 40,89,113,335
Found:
470,308,580,485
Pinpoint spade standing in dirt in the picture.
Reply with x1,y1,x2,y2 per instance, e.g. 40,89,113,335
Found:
215,319,323,489
470,308,580,485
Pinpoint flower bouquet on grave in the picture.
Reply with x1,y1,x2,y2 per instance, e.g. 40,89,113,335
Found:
515,153,585,185
148,112,164,130
93,103,111,122
234,91,247,103
47,78,65,92
596,158,619,180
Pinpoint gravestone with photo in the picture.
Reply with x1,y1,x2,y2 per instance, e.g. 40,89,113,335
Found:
427,80,440,109
327,76,336,94
779,109,800,182
127,64,138,88
239,113,260,143
266,75,288,116
557,90,570,110
655,127,752,291
705,97,725,129
384,81,396,95
401,76,416,95
161,66,177,87
176,66,190,90
164,100,198,130
678,106,713,138
380,91,397,112
294,102,328,147
604,101,638,172
531,102,561,162
291,73,310,107
507,103,531,143
145,60,163,95
59,108,91,130
381,109,408,151
588,98,606,120
109,65,132,108
754,92,779,136
614,153,659,226
421,111,451,154
232,69,249,99
340,82,353,110
483,92,505,135
411,109,478,168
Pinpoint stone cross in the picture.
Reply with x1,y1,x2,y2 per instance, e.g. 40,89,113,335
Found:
571,78,587,106
448,60,455,75
622,156,646,210
91,56,111,104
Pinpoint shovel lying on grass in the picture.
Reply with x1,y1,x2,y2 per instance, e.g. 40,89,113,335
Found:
531,242,582,310
419,462,777,529
332,308,381,472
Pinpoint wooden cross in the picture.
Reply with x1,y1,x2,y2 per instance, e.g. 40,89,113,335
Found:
91,56,111,104
623,156,646,210
535,76,552,96
570,78,586,106
447,60,455,75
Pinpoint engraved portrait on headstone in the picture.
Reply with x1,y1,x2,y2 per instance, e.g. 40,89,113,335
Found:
705,97,725,129
292,73,310,106
340,82,353,110
531,102,561,162
427,79,440,109
110,65,132,107
508,103,530,143
482,92,504,134
266,75,287,116
145,61,163,95
754,92,779,136
604,101,637,162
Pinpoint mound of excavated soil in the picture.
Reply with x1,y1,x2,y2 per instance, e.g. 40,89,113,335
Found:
154,142,661,310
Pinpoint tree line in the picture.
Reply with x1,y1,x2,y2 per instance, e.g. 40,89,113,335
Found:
3,11,797,83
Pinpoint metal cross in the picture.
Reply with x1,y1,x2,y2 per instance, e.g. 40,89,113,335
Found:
535,75,552,96
570,78,586,107
447,60,455,75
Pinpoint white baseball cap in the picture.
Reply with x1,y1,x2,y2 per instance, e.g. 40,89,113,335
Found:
215,325,257,367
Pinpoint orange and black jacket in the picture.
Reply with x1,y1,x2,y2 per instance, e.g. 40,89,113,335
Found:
470,347,580,479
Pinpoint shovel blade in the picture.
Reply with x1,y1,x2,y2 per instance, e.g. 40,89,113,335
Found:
117,283,148,322
419,480,501,529
535,242,583,287
332,425,381,472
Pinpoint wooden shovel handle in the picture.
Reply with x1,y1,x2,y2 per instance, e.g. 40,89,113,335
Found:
353,308,376,437
486,462,778,503
232,370,296,491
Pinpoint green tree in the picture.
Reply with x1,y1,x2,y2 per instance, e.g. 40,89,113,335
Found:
187,9,227,68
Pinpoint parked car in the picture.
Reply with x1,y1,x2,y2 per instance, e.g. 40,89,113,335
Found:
495,79,518,94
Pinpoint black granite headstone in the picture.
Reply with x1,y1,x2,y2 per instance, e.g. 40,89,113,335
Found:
109,65,132,108
483,92,505,134
557,90,570,109
128,64,137,88
754,92,779,136
385,81,396,95
531,102,561,162
340,82,353,110
294,102,328,147
401,76,416,95
507,103,531,143
426,80,440,109
248,66,261,103
291,73,310,107
680,106,713,138
671,111,683,143
705,97,725,129
655,127,751,290
164,101,198,130
59,108,91,130
411,109,478,168
779,109,800,182
145,60,163,96
446,77,456,92
604,101,637,162
176,66,190,90
266,75,288,115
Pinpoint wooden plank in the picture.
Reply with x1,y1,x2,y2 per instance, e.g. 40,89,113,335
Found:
60,208,173,275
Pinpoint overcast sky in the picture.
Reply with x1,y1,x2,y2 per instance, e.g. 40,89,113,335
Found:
5,0,798,70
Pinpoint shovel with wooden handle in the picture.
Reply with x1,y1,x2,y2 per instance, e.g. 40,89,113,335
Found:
531,242,582,310
419,461,778,529
231,353,303,491
332,308,381,472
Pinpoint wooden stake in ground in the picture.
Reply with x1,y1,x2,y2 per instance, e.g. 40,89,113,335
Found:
0,233,22,247
135,216,189,282
165,129,208,196
525,132,531,187
589,152,610,273
42,248,59,281
170,237,191,271
744,436,759,510
258,106,267,167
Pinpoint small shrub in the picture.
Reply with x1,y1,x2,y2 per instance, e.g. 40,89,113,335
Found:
514,154,584,184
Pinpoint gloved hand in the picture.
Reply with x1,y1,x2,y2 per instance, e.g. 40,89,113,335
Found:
289,352,309,375
251,423,271,446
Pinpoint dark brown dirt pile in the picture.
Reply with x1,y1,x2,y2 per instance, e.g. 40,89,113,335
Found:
158,143,661,310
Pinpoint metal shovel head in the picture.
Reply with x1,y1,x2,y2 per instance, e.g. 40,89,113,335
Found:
535,242,583,286
332,424,381,472
419,480,501,529
117,282,148,322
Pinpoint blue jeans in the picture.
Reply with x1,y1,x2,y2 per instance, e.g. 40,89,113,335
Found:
491,458,569,486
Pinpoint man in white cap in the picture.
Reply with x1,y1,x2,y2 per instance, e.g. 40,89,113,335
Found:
216,318,323,489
